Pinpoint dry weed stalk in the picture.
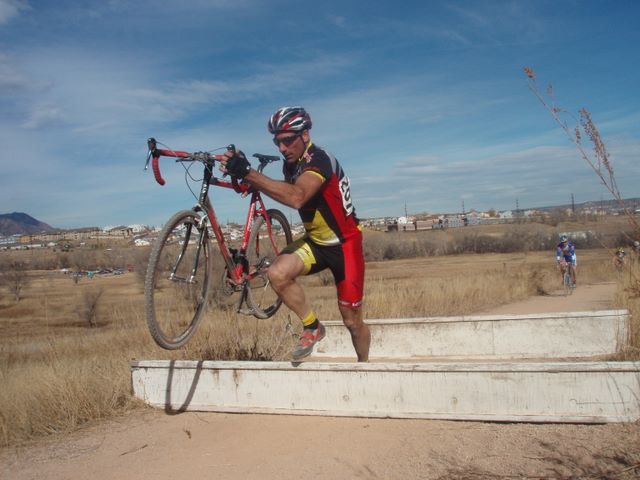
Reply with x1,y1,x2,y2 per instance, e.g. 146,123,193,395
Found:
524,67,639,236
77,288,105,328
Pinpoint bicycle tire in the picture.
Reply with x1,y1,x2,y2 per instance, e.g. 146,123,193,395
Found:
244,208,292,319
563,267,572,296
144,210,212,349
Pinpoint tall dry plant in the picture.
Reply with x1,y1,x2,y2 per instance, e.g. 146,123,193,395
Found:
77,288,105,328
524,67,639,236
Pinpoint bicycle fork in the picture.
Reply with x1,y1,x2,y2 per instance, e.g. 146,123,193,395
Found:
169,222,207,284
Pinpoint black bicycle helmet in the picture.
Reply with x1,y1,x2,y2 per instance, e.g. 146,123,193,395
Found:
268,106,312,134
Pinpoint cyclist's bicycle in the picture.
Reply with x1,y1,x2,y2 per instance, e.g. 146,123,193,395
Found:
558,260,574,296
612,253,625,273
143,138,292,349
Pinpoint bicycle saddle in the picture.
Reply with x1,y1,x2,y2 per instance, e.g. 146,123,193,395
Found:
252,153,281,164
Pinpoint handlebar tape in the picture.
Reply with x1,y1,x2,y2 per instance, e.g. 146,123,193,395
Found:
151,155,166,186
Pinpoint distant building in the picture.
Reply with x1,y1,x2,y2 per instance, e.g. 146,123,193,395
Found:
129,224,148,233
95,226,133,239
414,219,436,230
0,235,21,246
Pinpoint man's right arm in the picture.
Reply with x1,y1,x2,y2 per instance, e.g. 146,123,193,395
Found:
243,169,324,210
217,151,324,209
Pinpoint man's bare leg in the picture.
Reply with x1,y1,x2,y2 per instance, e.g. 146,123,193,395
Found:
338,304,370,362
268,253,369,361
267,253,311,319
268,253,328,360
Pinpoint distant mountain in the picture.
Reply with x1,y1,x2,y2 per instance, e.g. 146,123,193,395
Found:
0,212,57,236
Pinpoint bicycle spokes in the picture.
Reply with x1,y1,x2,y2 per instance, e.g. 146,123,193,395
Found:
145,211,211,349
244,210,292,319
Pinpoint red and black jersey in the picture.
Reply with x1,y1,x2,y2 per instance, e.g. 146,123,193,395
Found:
283,143,360,246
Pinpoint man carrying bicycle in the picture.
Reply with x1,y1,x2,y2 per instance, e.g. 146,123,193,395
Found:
219,106,371,362
556,234,577,288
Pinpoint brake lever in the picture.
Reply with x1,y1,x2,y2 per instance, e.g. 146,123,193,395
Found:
222,144,236,178
144,150,152,171
144,137,157,171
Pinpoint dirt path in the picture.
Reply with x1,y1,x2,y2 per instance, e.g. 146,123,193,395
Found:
3,282,639,480
480,281,617,315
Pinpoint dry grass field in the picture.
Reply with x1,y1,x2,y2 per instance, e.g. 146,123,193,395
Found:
0,218,638,448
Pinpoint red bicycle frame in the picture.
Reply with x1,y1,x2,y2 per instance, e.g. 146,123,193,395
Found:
145,138,280,287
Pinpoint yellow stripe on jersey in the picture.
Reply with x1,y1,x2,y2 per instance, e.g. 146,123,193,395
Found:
303,170,325,182
303,210,341,246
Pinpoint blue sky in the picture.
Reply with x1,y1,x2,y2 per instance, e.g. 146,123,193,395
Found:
1,0,639,229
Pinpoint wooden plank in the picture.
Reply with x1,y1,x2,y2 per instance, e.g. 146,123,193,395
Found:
315,310,629,359
130,359,640,423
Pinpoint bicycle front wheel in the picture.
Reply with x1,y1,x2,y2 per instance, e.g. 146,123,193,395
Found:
245,208,292,319
563,269,572,296
145,210,212,349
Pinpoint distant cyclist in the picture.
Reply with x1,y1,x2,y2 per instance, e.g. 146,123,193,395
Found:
612,247,626,271
556,234,577,288
632,240,640,265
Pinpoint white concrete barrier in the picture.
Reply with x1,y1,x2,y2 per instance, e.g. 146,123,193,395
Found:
316,310,629,360
130,359,640,423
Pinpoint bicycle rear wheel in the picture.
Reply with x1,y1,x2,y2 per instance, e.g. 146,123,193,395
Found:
245,209,292,319
145,210,212,349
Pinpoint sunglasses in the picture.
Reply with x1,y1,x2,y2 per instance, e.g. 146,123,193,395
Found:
273,134,301,147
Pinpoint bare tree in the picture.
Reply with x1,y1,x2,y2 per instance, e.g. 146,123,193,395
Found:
546,208,569,227
77,288,104,328
132,247,151,287
0,259,31,302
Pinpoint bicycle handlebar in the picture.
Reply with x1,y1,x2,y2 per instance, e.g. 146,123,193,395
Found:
145,137,212,186
145,138,281,190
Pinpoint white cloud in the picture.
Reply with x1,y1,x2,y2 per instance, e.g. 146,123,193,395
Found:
0,0,29,26
327,14,347,28
6,46,352,142
22,104,66,129
0,52,47,94
444,1,545,45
